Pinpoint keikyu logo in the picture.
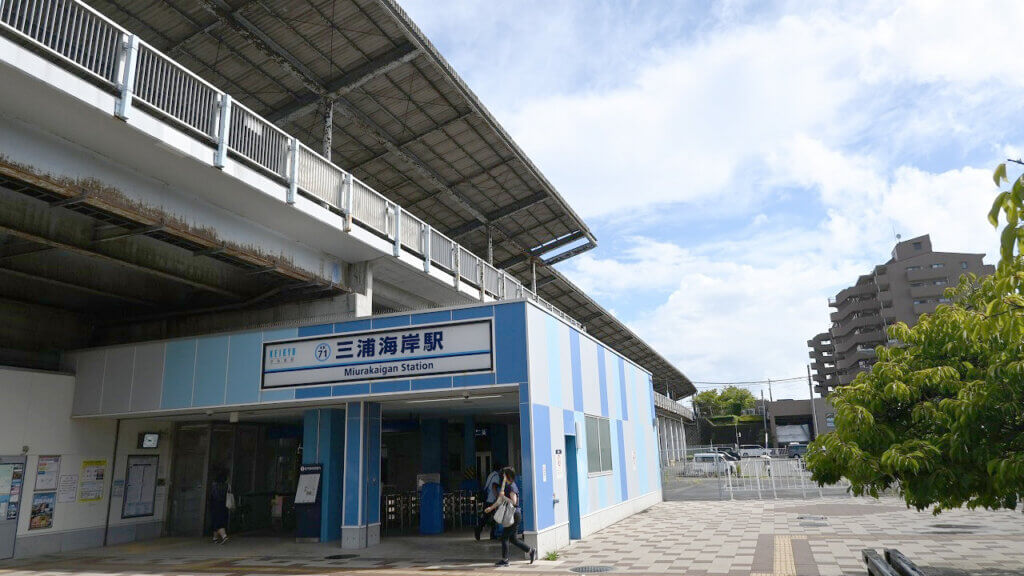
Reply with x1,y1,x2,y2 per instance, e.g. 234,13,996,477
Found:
313,343,331,362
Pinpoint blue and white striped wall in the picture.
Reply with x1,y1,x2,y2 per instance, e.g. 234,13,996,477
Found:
68,303,527,417
521,301,662,551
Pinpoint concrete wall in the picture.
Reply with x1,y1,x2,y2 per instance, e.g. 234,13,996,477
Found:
522,302,661,555
0,367,172,558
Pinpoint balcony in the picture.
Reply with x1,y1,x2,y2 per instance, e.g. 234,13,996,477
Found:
831,282,876,308
906,267,947,283
909,283,948,299
0,0,583,329
830,298,881,323
830,313,883,338
833,330,885,354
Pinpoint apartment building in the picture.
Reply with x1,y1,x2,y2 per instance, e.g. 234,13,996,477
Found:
809,235,994,395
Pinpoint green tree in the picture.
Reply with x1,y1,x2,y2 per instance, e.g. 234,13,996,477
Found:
693,389,722,416
807,162,1024,512
693,386,756,417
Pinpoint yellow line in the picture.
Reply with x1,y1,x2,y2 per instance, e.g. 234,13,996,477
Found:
774,535,796,576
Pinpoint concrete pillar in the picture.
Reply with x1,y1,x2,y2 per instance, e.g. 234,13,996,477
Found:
667,416,675,461
347,261,373,317
680,421,688,461
670,419,679,463
299,408,345,542
341,402,382,549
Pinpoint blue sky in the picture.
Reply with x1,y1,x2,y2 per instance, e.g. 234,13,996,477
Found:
403,0,1024,401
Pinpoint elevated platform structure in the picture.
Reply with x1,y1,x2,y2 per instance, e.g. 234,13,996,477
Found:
0,0,692,398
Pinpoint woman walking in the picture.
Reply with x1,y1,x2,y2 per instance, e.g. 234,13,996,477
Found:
208,471,231,544
484,467,536,566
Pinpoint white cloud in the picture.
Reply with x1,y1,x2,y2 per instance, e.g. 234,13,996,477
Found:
405,0,1022,392
499,1,1024,218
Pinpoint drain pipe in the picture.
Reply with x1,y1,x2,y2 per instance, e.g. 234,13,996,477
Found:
102,418,121,547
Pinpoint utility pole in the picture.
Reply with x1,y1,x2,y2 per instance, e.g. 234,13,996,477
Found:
807,364,818,441
761,389,769,451
767,377,773,403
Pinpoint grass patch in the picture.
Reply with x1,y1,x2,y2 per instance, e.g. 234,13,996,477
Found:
544,550,560,561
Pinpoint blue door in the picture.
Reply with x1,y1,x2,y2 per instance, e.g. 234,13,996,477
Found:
565,436,581,540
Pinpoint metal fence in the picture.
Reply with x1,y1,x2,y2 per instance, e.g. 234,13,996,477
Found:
666,457,853,501
0,0,587,331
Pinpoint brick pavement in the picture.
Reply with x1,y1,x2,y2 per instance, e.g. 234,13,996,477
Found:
2,496,1023,575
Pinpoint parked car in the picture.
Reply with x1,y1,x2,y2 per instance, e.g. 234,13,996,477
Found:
739,444,769,458
712,448,741,461
787,443,808,458
692,453,737,475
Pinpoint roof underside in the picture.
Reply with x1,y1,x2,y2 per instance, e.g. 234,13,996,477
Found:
85,0,694,398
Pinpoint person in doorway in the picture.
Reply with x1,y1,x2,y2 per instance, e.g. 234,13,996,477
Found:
484,467,536,566
208,471,230,544
474,462,502,540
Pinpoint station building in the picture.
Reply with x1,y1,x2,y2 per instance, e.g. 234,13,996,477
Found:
0,0,694,559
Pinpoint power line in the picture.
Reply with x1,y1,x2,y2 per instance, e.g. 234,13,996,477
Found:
691,376,806,387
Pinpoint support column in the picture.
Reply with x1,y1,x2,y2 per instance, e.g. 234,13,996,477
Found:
491,423,508,468
347,261,373,317
421,419,448,483
321,97,334,160
463,416,476,481
300,408,345,542
341,402,382,549
680,420,688,460
486,228,493,265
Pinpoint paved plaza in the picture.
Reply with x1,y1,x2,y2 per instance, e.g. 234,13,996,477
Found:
2,496,1023,575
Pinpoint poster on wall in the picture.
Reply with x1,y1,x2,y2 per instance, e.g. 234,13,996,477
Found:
28,492,54,530
78,460,106,502
34,456,61,491
121,455,158,518
7,463,24,520
0,463,13,520
57,474,78,503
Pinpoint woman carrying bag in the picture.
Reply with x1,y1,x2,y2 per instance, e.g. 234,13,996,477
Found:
483,467,536,566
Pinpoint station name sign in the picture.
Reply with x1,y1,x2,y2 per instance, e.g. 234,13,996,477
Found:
261,318,494,389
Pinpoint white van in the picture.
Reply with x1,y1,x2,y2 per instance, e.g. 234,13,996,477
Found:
691,453,737,475
739,444,768,458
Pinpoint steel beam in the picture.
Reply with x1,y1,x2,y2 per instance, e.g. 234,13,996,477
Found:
447,191,548,238
196,0,324,95
347,110,475,173
543,239,596,266
0,266,158,307
93,224,165,244
0,189,245,300
267,43,420,124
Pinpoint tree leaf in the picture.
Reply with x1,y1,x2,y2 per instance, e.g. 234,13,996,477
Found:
994,163,1008,186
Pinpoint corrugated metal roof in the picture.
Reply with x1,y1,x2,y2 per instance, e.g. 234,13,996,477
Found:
84,0,693,398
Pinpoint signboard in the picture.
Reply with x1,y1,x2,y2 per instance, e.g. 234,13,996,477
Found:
294,464,321,504
78,460,106,502
122,455,158,518
28,492,54,530
262,319,494,389
34,456,60,491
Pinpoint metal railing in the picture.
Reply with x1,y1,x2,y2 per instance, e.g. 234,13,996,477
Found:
0,0,585,330
228,100,290,176
296,144,345,208
1,0,122,84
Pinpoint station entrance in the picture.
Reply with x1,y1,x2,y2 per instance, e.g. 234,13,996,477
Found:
167,419,302,538
162,390,523,545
